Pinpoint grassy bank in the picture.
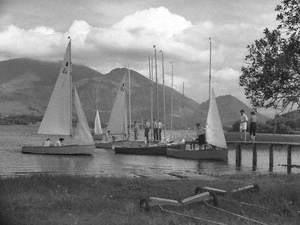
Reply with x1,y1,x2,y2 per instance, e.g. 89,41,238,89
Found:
0,174,299,225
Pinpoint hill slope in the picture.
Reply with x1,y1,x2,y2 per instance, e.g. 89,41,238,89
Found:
0,58,267,128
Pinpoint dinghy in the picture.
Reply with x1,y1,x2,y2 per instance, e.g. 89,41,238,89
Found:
22,38,94,155
166,89,228,161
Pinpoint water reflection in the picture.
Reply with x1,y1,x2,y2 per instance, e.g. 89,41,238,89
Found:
0,146,300,178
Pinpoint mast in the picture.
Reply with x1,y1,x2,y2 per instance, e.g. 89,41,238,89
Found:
170,62,174,131
153,45,159,120
68,36,73,136
128,65,131,139
209,37,212,101
159,50,166,138
149,56,154,140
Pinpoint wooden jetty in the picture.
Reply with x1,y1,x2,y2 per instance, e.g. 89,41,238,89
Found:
227,141,300,174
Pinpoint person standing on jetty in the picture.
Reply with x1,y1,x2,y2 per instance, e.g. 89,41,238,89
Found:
250,111,257,141
144,120,151,143
240,109,248,141
196,123,205,147
153,119,158,141
158,119,163,141
133,121,138,140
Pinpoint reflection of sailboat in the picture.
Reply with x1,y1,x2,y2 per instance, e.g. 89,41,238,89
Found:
22,38,94,155
166,38,227,161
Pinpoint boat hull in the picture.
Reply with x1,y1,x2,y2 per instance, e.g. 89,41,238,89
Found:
95,140,144,149
22,145,94,155
114,143,185,156
166,148,228,161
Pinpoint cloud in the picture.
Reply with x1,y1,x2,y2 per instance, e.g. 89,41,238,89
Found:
214,67,240,81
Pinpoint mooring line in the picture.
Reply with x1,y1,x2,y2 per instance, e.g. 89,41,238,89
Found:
158,205,229,225
204,202,269,225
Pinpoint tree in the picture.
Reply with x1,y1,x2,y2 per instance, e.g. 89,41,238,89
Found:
240,0,300,112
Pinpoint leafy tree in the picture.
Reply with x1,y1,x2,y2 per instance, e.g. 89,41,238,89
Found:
240,0,300,111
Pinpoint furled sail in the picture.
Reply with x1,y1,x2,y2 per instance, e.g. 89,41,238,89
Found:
38,40,72,135
205,89,227,149
94,109,103,135
106,77,128,135
73,86,94,145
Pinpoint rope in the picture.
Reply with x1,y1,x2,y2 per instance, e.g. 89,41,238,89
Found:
219,197,270,211
158,205,229,225
204,202,269,225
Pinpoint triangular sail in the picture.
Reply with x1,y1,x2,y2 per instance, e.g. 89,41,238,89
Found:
205,89,227,149
106,77,128,135
38,40,72,135
73,86,94,145
94,109,103,135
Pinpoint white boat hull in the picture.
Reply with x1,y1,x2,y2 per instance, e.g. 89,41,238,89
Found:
22,145,94,155
166,148,228,161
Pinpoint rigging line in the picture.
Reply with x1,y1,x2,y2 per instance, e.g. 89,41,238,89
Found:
158,205,229,225
204,202,270,225
219,196,270,211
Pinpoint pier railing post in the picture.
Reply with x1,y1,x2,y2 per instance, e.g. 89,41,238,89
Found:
287,145,292,174
269,144,273,172
252,143,257,171
236,143,241,169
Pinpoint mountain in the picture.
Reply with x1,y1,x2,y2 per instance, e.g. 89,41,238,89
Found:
0,58,268,128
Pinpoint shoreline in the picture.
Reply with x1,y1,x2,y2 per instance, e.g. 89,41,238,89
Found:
0,173,299,225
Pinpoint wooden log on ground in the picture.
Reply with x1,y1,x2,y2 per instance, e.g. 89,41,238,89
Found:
231,184,259,193
252,143,257,171
269,144,273,172
181,192,212,205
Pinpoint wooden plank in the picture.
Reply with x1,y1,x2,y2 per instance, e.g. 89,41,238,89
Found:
231,184,258,193
181,192,211,205
201,186,227,195
287,145,292,174
149,197,180,207
227,141,300,146
269,144,273,172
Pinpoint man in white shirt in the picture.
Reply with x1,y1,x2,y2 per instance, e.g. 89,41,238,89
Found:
158,120,163,141
55,138,64,146
240,109,248,141
43,138,51,147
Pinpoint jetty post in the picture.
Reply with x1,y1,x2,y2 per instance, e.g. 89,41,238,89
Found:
287,145,292,174
268,144,273,172
235,143,241,169
252,143,257,171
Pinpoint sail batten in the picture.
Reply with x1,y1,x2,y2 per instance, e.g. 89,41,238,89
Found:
205,89,227,149
38,40,72,135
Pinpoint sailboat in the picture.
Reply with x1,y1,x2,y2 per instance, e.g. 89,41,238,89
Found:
95,75,132,149
166,38,227,161
166,89,228,161
22,37,94,155
93,109,103,140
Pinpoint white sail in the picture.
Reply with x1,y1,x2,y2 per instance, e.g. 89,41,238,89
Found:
38,40,72,135
94,109,103,135
73,86,94,145
205,89,227,149
106,77,128,135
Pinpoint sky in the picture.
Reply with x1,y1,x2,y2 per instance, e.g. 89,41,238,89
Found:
0,0,279,112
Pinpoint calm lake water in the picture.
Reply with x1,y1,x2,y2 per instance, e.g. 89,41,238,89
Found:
0,125,300,178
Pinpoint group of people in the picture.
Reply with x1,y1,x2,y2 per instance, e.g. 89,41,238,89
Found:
240,109,257,141
144,119,163,143
43,137,64,147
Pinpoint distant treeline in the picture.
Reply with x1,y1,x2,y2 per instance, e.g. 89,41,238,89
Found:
231,116,300,134
0,114,42,125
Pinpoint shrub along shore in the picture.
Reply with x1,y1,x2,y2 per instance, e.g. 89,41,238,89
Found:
0,173,299,225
